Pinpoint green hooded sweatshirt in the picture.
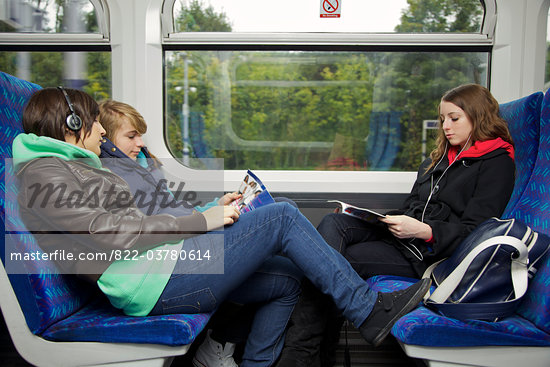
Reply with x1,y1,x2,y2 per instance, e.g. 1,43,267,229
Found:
12,133,182,316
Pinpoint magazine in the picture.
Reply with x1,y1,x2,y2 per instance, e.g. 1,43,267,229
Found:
328,200,386,223
231,170,275,213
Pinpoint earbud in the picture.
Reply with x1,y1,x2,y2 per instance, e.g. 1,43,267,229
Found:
58,86,83,131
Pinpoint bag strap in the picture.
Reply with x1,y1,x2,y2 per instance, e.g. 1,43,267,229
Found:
422,235,529,309
425,297,524,320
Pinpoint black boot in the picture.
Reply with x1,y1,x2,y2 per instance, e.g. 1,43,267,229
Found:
275,279,332,367
359,278,431,347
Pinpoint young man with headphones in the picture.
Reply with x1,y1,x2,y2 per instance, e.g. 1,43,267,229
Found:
277,83,516,367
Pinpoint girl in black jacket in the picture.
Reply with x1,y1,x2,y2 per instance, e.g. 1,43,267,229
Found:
277,84,516,366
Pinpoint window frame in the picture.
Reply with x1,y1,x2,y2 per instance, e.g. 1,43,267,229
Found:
155,0,499,192
0,0,110,46
160,0,494,170
161,0,496,45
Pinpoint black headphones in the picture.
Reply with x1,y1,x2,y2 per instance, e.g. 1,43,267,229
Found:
57,86,83,131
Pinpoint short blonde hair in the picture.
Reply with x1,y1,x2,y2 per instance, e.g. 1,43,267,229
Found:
98,100,147,141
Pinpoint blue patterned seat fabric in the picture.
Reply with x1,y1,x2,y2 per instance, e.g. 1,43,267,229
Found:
514,89,550,335
500,92,543,217
367,275,550,346
0,71,211,345
367,89,550,348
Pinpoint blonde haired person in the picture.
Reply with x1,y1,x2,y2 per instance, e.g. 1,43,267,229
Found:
99,99,258,366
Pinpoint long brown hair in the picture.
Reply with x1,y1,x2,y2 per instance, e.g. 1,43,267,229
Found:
427,84,513,171
22,88,99,144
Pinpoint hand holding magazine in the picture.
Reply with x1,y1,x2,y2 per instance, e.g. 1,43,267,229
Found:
231,170,275,213
328,200,386,224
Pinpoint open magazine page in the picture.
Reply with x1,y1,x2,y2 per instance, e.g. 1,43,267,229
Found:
328,200,386,224
231,170,275,213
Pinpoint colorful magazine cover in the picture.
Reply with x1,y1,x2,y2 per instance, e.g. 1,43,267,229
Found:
231,170,275,213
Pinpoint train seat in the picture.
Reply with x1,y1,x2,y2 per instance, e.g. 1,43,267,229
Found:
0,71,211,366
367,90,550,366
499,92,544,217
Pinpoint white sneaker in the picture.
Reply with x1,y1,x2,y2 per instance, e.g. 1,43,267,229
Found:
192,329,238,367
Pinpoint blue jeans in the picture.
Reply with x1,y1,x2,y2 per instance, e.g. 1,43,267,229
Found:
150,202,377,366
276,213,420,367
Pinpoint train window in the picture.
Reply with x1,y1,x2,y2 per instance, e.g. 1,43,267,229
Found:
0,0,108,35
0,0,110,97
0,50,111,97
163,0,491,171
164,49,488,171
168,0,484,33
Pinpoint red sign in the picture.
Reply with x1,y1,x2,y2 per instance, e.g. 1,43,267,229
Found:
320,0,341,18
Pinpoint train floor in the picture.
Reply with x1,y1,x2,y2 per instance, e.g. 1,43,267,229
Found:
173,323,426,367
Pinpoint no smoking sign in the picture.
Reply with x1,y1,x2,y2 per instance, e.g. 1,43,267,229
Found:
320,0,341,18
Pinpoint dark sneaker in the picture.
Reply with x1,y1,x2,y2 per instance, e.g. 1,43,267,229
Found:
359,278,431,347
